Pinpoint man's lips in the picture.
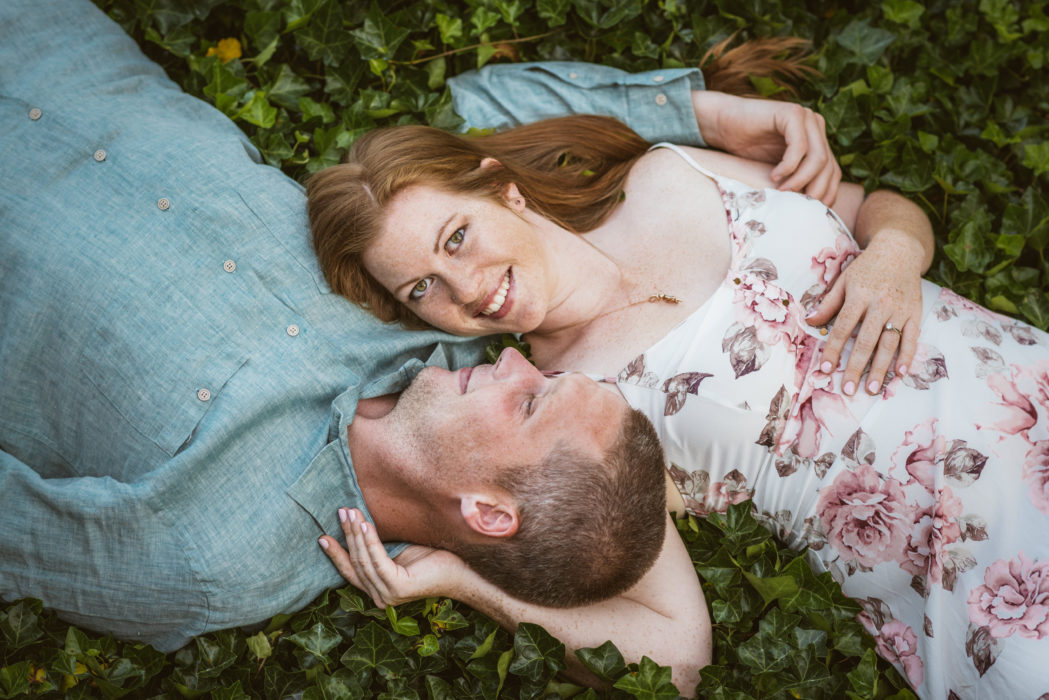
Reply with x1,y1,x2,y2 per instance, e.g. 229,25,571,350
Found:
460,366,473,394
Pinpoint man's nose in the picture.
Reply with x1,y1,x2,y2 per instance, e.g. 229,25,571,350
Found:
492,347,540,380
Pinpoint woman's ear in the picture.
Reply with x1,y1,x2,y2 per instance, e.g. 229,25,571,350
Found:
503,182,526,212
460,494,519,538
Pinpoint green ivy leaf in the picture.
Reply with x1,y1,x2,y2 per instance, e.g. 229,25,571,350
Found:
508,623,565,682
236,91,278,128
612,656,679,700
340,622,409,679
287,622,342,662
576,640,627,682
1023,142,1049,176
385,606,421,637
0,661,32,699
297,0,352,65
881,0,924,28
573,0,643,29
537,0,572,26
833,19,897,64
0,600,43,650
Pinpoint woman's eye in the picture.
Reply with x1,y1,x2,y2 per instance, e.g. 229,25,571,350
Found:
445,227,465,252
526,396,536,415
409,277,433,301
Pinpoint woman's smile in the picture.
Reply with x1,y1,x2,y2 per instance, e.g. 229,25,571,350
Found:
477,268,513,318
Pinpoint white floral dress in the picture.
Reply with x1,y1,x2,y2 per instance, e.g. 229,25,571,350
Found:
615,144,1049,698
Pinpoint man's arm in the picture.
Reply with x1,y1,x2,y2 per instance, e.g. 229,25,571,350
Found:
447,61,840,204
320,509,711,696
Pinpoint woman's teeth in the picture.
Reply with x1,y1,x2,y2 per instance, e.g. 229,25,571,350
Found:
481,270,511,316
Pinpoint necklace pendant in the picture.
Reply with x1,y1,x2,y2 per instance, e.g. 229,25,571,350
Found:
648,293,681,304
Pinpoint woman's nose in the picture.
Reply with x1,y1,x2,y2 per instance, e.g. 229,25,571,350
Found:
447,269,484,306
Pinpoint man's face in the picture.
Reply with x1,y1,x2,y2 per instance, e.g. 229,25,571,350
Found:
392,348,627,480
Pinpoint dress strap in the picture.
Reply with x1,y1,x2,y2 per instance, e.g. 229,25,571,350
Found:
647,142,722,181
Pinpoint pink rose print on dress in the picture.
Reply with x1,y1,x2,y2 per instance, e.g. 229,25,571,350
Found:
818,463,914,568
967,551,1049,640
901,343,948,391
936,287,1003,325
873,620,925,689
669,465,753,516
901,485,963,587
811,231,859,288
981,371,1038,436
1023,440,1049,515
892,418,945,491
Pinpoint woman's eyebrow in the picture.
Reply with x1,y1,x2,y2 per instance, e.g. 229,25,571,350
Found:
432,213,455,253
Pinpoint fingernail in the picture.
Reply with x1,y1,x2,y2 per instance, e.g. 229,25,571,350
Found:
361,522,369,534
820,361,833,374
318,537,329,550
867,380,880,394
897,364,908,377
843,381,855,396
805,307,818,319
348,510,356,523
338,508,347,523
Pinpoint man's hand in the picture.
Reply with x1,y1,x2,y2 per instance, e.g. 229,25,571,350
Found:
318,508,466,607
691,90,841,205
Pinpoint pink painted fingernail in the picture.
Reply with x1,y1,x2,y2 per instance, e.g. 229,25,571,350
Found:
843,381,855,396
868,380,880,394
361,522,369,534
318,537,329,550
338,508,347,523
820,361,833,374
805,307,818,319
897,364,908,377
348,510,357,523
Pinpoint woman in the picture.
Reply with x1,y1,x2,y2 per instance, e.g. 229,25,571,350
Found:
306,83,1049,700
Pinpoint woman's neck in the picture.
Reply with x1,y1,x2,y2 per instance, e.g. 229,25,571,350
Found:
527,218,627,342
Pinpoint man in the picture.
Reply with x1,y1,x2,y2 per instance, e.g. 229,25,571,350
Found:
0,0,837,671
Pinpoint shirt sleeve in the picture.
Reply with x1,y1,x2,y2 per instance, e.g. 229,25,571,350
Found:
448,61,707,147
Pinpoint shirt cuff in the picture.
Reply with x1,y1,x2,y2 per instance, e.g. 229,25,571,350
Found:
448,61,707,147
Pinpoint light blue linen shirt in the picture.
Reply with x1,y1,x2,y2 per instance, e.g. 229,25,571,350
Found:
0,0,706,651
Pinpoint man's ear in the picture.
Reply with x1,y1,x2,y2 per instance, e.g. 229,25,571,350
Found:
460,494,519,538
479,156,502,171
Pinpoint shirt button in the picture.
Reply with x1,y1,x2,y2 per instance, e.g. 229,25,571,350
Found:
29,108,42,120
568,72,578,79
223,259,236,273
655,93,668,106
286,324,300,337
157,198,171,210
197,388,211,401
652,75,665,82
93,149,107,162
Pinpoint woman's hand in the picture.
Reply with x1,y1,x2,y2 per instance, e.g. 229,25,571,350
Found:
691,90,841,205
805,228,927,396
318,507,467,607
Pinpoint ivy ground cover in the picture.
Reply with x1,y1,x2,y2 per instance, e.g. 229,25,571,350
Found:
3,0,1047,697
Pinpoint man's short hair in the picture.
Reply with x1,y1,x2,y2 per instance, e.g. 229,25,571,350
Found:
456,408,667,607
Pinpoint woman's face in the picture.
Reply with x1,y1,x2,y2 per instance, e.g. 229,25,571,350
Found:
363,182,552,336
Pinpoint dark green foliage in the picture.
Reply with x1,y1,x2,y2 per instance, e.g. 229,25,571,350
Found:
6,0,1046,696
2,505,918,697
